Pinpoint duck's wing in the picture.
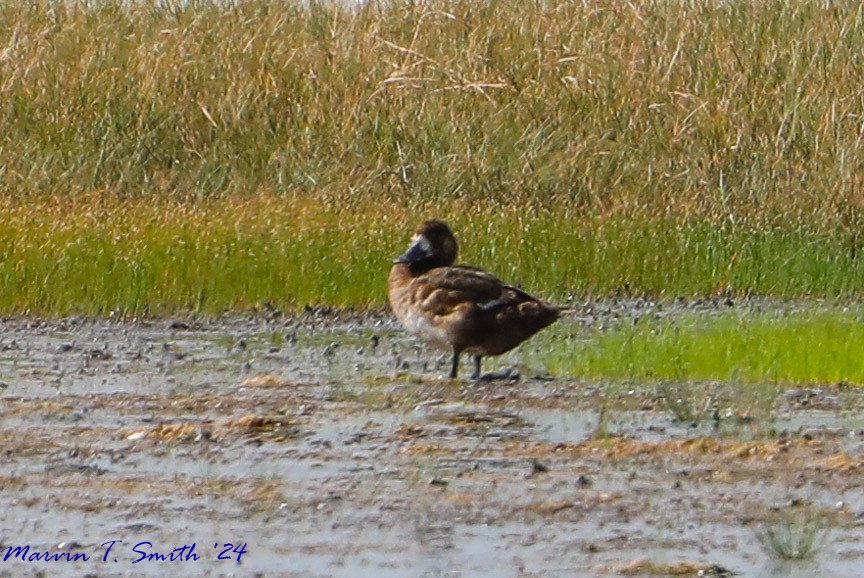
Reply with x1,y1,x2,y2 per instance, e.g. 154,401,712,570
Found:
412,266,506,315
414,266,550,315
406,265,559,357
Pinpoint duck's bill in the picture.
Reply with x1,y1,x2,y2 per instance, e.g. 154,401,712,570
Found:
394,235,433,264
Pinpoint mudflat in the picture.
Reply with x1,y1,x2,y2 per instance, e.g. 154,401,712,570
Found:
0,308,862,577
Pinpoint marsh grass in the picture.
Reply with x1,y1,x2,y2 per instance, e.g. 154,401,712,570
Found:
538,308,864,387
756,510,831,561
655,380,716,424
6,0,864,216
4,1,864,314
5,195,864,316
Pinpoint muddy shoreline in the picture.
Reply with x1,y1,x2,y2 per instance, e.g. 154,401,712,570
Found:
0,301,862,577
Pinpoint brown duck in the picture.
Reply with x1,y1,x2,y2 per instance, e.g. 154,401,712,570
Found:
388,220,561,379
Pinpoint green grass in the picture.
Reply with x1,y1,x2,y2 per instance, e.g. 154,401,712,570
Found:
3,198,864,316
3,1,864,315
0,196,395,315
536,308,864,386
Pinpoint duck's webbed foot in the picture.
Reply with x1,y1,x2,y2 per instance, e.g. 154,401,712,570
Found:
474,366,521,384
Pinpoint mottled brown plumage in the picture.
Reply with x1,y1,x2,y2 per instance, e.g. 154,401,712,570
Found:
388,220,560,379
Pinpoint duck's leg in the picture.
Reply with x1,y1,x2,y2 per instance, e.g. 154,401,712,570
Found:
450,351,460,379
471,355,482,380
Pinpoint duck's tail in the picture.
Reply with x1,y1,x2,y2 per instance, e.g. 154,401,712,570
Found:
553,305,582,315
553,306,587,322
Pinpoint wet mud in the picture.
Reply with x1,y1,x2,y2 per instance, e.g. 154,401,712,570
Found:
0,307,863,577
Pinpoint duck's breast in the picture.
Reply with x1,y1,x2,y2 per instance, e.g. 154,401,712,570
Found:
398,304,456,351
388,264,455,350
389,265,493,351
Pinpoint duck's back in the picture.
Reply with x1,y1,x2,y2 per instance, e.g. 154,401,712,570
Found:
388,264,558,356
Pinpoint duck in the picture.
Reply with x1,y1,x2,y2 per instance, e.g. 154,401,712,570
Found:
388,219,561,379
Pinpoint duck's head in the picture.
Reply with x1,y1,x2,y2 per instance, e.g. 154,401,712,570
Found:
394,220,458,271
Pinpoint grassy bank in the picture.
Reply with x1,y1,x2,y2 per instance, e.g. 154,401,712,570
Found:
534,307,864,387
2,1,864,314
1,196,864,316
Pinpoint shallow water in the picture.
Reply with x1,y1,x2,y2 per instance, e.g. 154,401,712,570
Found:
0,312,862,577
